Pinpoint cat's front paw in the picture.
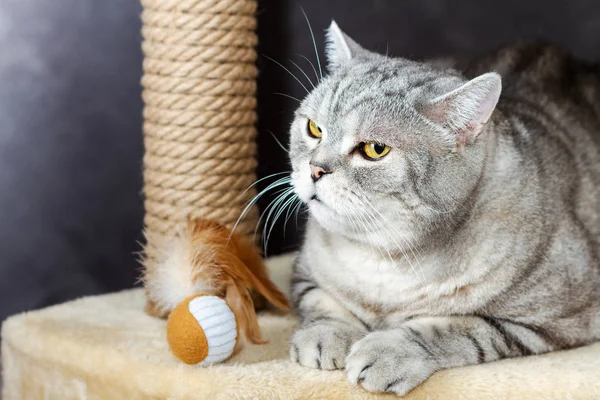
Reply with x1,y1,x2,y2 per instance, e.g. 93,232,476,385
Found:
290,321,365,370
345,330,438,395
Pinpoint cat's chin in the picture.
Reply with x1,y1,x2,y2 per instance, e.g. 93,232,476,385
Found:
307,196,329,214
308,199,336,225
308,199,354,234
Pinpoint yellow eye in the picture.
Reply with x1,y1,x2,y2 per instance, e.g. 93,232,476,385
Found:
361,142,391,160
307,119,323,138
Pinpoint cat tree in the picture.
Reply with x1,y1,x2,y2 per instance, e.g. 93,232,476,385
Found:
1,0,599,398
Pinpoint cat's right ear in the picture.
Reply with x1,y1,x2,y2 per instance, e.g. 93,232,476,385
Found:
325,21,370,72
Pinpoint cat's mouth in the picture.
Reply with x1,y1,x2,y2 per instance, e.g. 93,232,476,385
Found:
310,194,321,202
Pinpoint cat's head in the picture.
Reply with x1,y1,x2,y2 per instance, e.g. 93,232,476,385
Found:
289,21,501,246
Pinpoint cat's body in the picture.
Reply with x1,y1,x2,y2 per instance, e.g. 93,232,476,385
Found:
289,23,600,395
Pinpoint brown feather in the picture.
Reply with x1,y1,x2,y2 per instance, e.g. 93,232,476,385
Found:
143,216,290,344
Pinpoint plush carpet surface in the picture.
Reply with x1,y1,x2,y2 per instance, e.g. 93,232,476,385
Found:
2,253,600,399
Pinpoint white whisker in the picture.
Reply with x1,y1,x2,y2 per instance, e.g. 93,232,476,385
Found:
267,130,290,154
283,196,302,235
260,187,296,255
229,174,291,239
273,92,302,103
266,189,298,249
289,58,316,89
263,54,310,94
300,7,323,80
355,206,392,266
295,53,320,84
364,200,426,281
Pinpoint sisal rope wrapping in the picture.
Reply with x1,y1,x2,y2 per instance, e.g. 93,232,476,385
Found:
140,0,260,271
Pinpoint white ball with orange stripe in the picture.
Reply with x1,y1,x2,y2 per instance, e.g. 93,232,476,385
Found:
167,295,238,365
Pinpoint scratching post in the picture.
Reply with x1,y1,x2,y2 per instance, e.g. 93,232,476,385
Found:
140,0,260,258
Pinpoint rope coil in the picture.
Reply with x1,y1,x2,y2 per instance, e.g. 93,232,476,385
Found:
141,0,260,263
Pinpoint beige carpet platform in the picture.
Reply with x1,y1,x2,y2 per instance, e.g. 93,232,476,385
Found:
2,254,600,400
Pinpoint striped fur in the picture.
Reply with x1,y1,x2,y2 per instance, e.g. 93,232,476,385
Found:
288,22,600,395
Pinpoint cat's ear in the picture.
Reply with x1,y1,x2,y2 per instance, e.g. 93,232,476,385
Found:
325,20,370,71
419,72,502,145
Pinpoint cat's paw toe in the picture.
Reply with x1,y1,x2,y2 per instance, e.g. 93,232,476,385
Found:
345,331,436,395
290,322,363,370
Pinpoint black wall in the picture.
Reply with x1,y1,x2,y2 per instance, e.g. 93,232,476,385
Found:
1,0,599,321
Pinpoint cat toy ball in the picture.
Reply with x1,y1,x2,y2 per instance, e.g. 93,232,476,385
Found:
146,217,290,366
167,294,238,365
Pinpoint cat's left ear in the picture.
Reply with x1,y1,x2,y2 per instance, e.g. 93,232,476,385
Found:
325,21,372,72
419,72,502,145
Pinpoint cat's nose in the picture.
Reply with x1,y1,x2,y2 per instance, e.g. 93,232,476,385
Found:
310,163,331,182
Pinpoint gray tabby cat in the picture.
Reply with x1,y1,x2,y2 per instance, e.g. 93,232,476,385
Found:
288,21,600,395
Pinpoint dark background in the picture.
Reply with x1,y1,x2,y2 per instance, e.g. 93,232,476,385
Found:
1,0,599,322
